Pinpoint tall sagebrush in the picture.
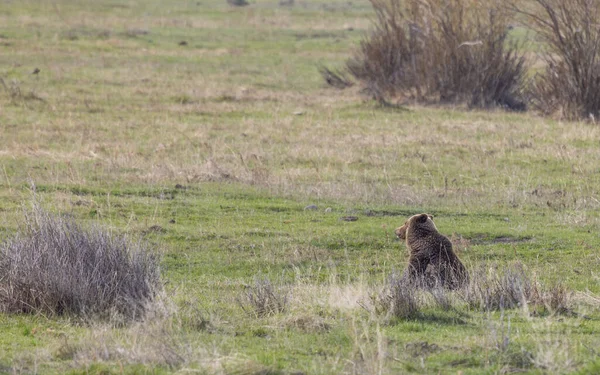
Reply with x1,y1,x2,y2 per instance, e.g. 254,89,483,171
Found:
343,0,527,110
0,206,161,320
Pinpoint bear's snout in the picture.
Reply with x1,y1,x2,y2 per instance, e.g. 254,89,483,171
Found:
395,226,407,240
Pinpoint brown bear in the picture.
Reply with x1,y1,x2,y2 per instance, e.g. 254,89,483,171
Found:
395,213,468,289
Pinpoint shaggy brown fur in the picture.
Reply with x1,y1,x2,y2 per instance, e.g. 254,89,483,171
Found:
395,213,468,289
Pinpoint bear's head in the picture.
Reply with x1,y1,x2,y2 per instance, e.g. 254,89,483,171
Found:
395,213,436,240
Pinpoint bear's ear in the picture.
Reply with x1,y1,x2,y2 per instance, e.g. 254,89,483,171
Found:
416,214,429,223
428,214,434,220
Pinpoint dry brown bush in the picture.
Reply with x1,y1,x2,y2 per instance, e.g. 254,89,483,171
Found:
512,0,600,120
342,0,527,110
0,205,161,321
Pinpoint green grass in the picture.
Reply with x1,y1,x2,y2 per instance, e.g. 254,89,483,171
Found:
1,0,600,374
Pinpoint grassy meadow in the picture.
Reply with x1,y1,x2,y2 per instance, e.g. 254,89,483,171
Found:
2,0,600,374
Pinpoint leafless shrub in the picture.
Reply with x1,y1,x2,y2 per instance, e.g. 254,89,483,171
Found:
238,278,288,317
344,0,417,102
343,0,527,110
0,205,161,321
512,0,600,120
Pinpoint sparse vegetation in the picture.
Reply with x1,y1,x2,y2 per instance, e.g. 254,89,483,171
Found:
463,262,573,315
0,204,161,321
1,0,600,373
464,262,536,311
376,262,574,321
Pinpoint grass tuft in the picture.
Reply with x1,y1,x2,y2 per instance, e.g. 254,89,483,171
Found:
238,278,288,317
464,262,535,311
376,272,420,319
463,262,573,314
